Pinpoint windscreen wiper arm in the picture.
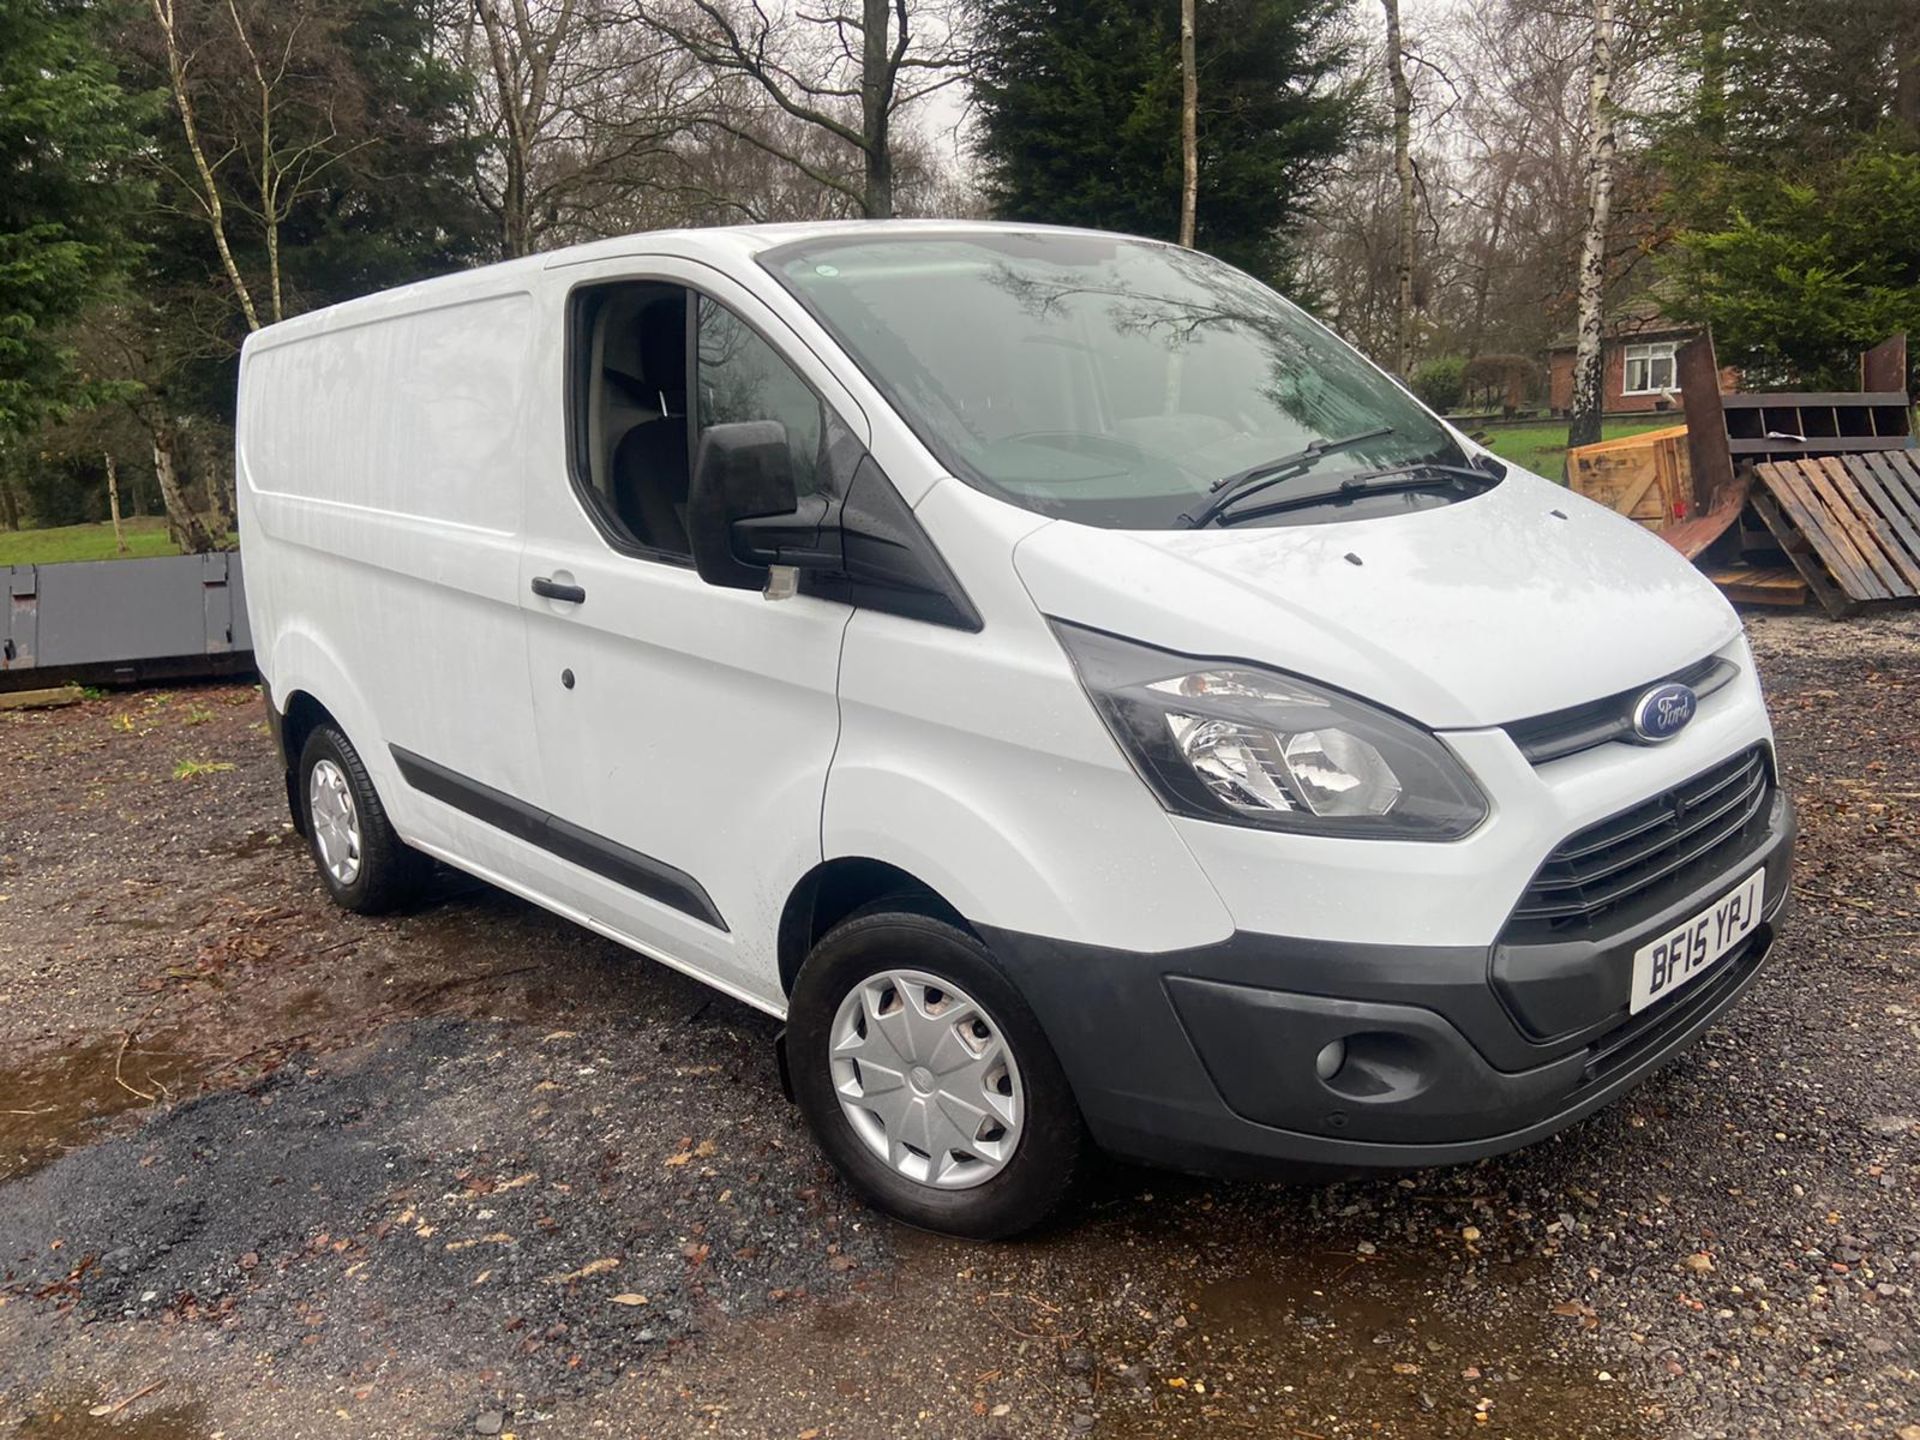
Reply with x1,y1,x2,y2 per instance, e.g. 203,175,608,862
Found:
1341,454,1506,489
1209,461,1499,528
1176,426,1395,529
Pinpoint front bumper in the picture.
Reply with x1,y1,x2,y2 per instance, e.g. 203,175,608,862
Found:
980,788,1795,1177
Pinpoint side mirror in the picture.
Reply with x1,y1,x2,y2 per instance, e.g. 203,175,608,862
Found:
688,421,841,591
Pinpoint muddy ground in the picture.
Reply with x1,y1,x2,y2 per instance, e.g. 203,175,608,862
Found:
0,611,1915,1440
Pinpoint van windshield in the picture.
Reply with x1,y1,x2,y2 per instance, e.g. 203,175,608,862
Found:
762,232,1466,530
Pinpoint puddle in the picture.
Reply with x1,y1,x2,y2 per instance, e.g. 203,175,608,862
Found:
1103,1246,1644,1439
0,1036,207,1183
14,1390,209,1440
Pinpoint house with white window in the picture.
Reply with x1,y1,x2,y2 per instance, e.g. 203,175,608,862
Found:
1546,301,1740,417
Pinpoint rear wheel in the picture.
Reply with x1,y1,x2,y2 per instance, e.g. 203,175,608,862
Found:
297,723,431,915
787,905,1088,1238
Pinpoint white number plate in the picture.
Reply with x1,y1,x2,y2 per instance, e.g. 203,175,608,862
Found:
1629,868,1765,1015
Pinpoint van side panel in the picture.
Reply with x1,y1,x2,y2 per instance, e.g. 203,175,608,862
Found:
238,290,542,839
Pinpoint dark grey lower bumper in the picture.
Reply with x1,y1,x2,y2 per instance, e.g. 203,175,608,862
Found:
980,789,1795,1178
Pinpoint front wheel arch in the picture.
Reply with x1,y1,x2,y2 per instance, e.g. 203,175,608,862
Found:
777,856,971,997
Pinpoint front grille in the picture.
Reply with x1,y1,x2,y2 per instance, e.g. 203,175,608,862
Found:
1504,655,1739,765
1510,745,1772,936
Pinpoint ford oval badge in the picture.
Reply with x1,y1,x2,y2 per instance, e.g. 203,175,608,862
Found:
1631,682,1697,742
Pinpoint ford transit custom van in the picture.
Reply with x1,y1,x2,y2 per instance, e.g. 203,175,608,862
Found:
237,222,1794,1237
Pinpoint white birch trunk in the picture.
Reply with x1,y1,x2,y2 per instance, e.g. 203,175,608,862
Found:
1568,0,1617,451
1383,0,1415,377
152,423,219,555
106,451,127,554
1179,0,1198,248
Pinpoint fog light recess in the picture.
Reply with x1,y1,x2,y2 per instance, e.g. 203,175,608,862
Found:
1314,1038,1348,1082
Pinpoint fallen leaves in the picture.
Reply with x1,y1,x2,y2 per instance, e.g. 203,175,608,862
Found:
609,1293,649,1307
549,1257,619,1285
445,1233,514,1253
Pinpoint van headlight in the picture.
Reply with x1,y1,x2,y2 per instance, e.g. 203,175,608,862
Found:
1053,622,1488,840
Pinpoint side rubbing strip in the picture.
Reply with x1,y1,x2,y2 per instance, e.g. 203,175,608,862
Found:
392,746,546,848
389,746,728,932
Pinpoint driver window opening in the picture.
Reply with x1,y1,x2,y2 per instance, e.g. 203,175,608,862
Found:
574,282,693,555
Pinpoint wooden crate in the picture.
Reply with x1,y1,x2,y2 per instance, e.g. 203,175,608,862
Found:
1566,424,1693,531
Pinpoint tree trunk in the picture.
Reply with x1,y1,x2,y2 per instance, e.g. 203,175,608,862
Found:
1383,0,1416,378
473,0,541,257
0,473,18,531
106,451,127,553
152,422,220,554
1568,0,1617,451
502,142,531,258
1179,0,1198,247
1465,142,1523,360
1898,0,1920,133
150,0,261,331
861,0,895,219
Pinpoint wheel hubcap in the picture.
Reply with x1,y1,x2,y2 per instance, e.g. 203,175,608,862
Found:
829,969,1025,1190
308,758,362,887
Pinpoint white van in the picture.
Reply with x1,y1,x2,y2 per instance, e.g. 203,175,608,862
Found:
237,222,1794,1237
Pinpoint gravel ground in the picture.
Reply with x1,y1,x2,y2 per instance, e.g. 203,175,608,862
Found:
0,610,1915,1440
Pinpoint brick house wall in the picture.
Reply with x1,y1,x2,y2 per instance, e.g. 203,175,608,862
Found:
1547,332,1739,416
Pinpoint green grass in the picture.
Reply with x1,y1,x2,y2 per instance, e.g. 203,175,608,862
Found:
0,517,235,565
1475,418,1675,483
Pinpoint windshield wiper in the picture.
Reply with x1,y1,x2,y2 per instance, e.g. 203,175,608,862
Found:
1344,454,1506,488
1207,459,1500,527
1176,426,1395,529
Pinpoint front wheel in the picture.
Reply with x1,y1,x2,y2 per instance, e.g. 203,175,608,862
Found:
786,906,1089,1238
297,723,431,915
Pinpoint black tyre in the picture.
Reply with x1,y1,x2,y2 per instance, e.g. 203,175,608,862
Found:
297,722,431,915
787,904,1089,1239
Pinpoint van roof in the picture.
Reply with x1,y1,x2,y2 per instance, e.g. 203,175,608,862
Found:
244,220,1129,349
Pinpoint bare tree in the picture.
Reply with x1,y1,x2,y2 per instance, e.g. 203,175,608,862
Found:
1568,0,1617,449
219,0,364,322
448,0,712,256
1178,0,1197,248
137,0,374,545
1304,0,1664,403
1382,0,1415,376
470,0,580,257
641,0,971,220
146,0,262,330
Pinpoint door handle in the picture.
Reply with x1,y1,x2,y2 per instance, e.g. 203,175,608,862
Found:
531,576,586,604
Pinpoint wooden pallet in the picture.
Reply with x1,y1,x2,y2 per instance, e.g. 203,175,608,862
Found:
1753,453,1920,617
1702,565,1808,607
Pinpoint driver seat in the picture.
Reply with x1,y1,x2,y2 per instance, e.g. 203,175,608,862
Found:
611,296,690,552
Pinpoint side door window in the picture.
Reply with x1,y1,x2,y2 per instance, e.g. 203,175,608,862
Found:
696,297,826,496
